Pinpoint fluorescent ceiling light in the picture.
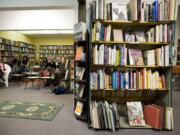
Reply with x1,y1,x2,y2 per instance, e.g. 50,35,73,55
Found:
19,29,74,35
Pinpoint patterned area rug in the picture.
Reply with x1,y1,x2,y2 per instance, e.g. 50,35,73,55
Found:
0,100,63,121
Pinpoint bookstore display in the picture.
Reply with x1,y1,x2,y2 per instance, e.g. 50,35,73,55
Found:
74,22,89,121
0,37,36,64
88,0,175,131
39,45,74,61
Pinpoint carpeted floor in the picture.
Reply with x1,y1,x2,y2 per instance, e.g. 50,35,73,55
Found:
0,85,180,135
0,100,63,121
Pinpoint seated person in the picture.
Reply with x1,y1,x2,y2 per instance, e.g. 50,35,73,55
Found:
0,63,11,87
10,55,21,73
45,57,56,69
14,55,29,74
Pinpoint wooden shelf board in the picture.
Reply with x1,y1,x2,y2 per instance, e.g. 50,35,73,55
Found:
92,41,171,45
91,88,168,91
74,79,86,83
92,64,171,69
119,116,152,129
74,95,87,102
91,97,156,102
74,113,87,121
93,20,174,26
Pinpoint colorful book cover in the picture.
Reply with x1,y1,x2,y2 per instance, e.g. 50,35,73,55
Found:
75,101,84,116
127,102,145,127
128,49,144,65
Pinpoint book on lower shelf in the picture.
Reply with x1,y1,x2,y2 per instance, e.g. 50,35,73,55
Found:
126,102,145,126
143,104,164,129
75,101,84,116
90,101,173,130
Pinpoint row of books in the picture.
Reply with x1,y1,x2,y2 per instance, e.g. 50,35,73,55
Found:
93,45,171,66
92,21,174,43
90,101,120,130
40,50,73,54
91,0,176,21
40,45,73,50
0,38,16,45
90,101,173,130
147,24,174,43
90,69,167,90
93,45,127,65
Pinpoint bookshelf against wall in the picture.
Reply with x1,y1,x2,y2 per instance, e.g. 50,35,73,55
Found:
39,45,74,61
0,37,35,64
74,22,89,121
88,0,175,131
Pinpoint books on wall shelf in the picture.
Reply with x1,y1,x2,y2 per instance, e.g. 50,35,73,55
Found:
90,69,167,90
90,101,173,130
92,21,174,43
90,0,175,131
91,0,176,21
92,45,171,67
0,37,35,64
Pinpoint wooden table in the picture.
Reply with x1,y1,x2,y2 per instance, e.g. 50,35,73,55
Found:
24,76,51,90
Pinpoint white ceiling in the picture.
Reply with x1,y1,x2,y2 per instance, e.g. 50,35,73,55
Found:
19,30,74,38
0,0,78,36
0,0,78,9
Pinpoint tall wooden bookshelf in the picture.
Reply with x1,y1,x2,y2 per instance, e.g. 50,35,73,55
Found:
88,1,175,130
39,45,74,61
0,37,35,64
74,32,89,121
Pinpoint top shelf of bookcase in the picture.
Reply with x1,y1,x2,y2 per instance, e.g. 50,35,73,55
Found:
92,20,175,26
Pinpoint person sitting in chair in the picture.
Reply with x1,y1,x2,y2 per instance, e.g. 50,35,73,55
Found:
0,62,11,87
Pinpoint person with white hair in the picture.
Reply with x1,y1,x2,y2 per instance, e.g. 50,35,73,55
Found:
0,62,11,87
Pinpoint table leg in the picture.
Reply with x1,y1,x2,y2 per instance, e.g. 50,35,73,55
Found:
24,78,28,90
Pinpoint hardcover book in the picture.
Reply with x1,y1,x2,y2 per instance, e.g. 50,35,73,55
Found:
135,31,146,42
127,102,145,126
128,49,144,65
125,31,136,42
111,3,128,21
75,47,83,61
144,104,164,129
75,101,84,116
113,29,123,41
